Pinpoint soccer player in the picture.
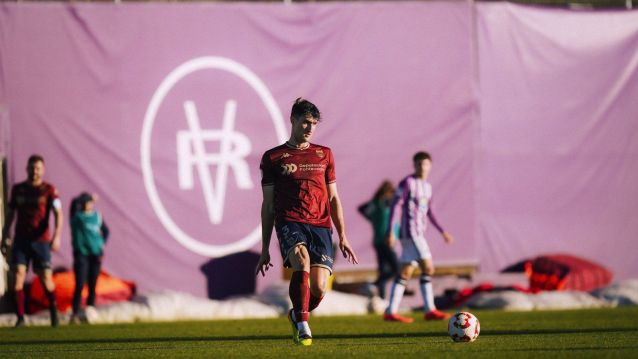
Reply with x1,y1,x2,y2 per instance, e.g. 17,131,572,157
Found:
256,98,358,346
1,154,64,327
383,151,454,323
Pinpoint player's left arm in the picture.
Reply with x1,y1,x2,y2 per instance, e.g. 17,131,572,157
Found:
427,197,453,245
328,182,358,264
51,194,64,252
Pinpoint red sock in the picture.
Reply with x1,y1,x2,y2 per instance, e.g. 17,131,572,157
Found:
289,271,309,322
309,293,324,312
15,289,25,318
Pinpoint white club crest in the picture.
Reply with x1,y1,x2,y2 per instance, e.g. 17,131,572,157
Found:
141,56,287,257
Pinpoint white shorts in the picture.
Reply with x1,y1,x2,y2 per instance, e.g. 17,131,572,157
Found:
399,236,432,265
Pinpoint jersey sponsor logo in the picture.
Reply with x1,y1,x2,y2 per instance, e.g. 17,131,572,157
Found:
298,163,325,172
142,56,287,257
281,163,298,175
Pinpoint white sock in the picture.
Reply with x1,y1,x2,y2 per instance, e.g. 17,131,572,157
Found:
419,275,436,312
386,278,407,315
297,321,312,337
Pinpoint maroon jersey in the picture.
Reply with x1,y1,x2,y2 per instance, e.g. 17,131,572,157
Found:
8,181,59,242
260,143,336,228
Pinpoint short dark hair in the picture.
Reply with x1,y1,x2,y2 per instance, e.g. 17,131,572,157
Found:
290,97,321,121
70,192,93,220
373,180,395,200
28,154,44,165
413,151,431,163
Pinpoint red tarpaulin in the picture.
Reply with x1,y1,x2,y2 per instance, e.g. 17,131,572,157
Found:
523,254,613,292
30,271,136,313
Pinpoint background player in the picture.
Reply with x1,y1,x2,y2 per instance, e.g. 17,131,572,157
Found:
1,154,63,327
383,151,453,323
256,98,358,346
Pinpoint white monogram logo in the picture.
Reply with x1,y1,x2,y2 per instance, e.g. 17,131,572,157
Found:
280,163,298,175
141,56,287,257
177,100,252,224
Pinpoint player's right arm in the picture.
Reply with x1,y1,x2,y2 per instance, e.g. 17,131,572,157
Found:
256,185,275,277
1,186,16,255
1,207,15,255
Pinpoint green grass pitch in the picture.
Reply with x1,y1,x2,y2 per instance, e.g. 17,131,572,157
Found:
1,306,637,358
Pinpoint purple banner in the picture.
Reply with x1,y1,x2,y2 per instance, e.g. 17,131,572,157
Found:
0,2,475,296
475,3,638,278
1,2,637,298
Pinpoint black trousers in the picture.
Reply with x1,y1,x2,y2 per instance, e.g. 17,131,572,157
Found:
72,253,102,314
373,243,399,299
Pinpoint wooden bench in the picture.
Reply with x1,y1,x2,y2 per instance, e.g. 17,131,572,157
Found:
283,261,480,283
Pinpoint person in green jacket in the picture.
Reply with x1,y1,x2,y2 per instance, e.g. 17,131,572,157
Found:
69,192,109,324
358,180,399,299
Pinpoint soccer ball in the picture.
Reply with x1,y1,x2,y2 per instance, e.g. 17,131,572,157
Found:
447,312,480,342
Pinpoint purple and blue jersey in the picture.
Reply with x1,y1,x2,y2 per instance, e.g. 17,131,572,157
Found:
389,175,444,240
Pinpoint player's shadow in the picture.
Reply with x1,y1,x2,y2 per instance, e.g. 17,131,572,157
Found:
200,251,260,300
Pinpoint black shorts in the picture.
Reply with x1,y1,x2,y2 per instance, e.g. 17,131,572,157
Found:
11,240,52,272
275,220,335,273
